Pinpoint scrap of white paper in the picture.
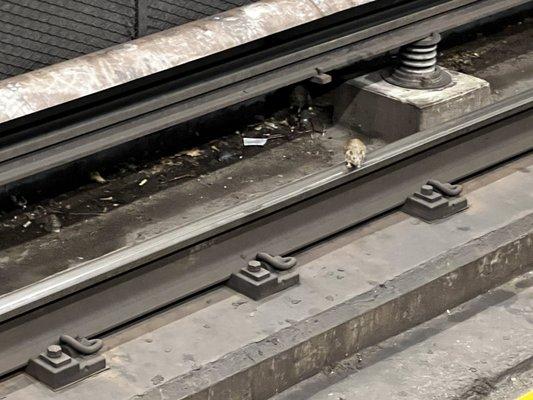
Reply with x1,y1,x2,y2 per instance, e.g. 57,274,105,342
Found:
243,138,268,146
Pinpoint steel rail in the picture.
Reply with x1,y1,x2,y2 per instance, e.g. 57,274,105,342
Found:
0,91,531,376
0,0,529,188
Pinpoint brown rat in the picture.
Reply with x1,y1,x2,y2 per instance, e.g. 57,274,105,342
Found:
344,138,367,169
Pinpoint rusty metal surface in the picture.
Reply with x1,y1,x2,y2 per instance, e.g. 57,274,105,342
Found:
0,0,374,125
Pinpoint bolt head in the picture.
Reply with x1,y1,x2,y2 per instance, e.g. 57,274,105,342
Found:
421,185,434,196
47,345,63,359
247,260,263,273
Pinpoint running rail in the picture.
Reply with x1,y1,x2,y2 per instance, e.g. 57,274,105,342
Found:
0,90,531,376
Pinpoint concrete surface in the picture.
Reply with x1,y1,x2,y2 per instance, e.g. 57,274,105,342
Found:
335,69,491,142
273,272,533,400
485,364,533,400
476,51,533,103
1,154,531,400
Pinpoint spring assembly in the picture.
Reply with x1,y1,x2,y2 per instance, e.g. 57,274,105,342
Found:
399,36,439,75
383,33,452,90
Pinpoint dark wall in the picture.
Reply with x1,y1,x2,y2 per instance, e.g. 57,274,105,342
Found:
0,0,255,79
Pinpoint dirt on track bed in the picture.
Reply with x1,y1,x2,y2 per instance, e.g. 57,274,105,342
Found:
440,16,532,77
0,91,333,252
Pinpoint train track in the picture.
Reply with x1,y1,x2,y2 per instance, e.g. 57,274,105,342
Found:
0,0,531,383
0,0,529,188
0,90,531,376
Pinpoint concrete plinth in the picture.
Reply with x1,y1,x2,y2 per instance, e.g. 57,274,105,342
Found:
335,68,491,142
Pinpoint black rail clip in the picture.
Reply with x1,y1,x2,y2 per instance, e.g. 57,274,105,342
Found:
228,252,300,300
403,179,468,222
26,335,106,390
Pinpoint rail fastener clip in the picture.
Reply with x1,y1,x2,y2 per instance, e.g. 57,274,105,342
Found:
228,253,299,300
26,336,106,390
403,179,468,222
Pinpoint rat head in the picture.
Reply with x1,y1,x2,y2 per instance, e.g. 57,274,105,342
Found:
345,147,356,159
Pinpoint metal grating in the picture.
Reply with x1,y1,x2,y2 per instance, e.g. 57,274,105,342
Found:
0,0,256,79
146,0,256,35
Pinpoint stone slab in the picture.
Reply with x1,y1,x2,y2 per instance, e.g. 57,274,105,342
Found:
274,272,533,400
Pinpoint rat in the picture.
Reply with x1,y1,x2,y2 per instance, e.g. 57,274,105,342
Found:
344,138,367,169
289,85,312,116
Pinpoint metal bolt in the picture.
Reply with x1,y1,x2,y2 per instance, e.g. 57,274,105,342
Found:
46,345,63,359
247,260,263,273
421,185,434,196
